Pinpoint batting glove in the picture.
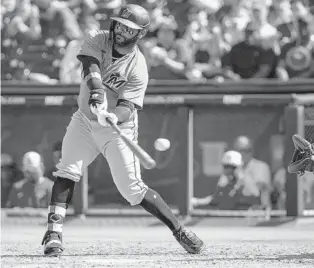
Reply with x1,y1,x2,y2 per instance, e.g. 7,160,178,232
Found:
88,88,105,108
97,110,118,127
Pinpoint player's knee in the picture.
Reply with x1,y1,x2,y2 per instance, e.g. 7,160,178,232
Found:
51,177,76,204
118,182,148,206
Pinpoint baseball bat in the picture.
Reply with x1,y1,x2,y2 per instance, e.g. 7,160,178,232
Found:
106,117,156,170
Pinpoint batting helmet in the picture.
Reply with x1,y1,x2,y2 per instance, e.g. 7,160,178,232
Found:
111,4,150,30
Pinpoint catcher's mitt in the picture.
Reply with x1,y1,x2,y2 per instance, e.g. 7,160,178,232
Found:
288,134,314,175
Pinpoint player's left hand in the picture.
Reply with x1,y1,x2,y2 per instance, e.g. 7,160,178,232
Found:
97,110,118,127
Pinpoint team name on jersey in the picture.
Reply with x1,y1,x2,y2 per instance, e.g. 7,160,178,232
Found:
103,72,127,91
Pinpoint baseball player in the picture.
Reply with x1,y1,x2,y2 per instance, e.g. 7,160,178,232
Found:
41,4,204,256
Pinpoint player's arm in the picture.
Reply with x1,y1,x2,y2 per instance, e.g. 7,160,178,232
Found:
77,54,108,109
77,55,104,92
114,99,140,124
77,30,108,109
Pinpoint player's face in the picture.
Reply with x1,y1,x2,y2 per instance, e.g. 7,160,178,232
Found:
114,22,140,45
24,168,41,183
223,165,236,178
252,7,268,24
238,149,253,165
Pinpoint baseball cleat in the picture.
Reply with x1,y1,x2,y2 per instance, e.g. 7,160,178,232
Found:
42,231,64,257
173,227,205,254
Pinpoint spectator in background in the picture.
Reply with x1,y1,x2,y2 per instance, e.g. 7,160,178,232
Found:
216,0,251,49
1,154,23,207
1,0,42,81
1,0,17,29
143,19,197,80
2,0,314,81
191,25,226,81
277,0,314,79
233,135,272,215
45,141,62,181
138,0,170,38
6,0,41,40
33,0,82,41
269,0,296,43
6,151,53,208
221,22,281,80
192,150,249,209
59,19,100,84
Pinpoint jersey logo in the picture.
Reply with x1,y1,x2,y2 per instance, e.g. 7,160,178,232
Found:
121,8,132,19
104,72,127,90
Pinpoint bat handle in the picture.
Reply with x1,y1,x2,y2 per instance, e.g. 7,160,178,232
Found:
106,117,122,135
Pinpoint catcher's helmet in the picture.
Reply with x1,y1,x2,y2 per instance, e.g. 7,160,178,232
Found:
111,4,150,30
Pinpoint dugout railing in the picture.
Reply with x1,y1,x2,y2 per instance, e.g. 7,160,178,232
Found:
1,80,314,218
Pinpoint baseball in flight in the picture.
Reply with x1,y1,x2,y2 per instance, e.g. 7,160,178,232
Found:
154,138,171,151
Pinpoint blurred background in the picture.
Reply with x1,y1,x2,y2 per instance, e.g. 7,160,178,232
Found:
1,0,314,221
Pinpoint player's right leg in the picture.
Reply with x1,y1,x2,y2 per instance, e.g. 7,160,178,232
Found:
102,127,204,254
42,110,100,257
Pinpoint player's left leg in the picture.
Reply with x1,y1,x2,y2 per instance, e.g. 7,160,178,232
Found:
101,127,205,254
42,110,100,256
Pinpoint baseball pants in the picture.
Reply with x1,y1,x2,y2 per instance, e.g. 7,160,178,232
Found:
53,109,148,206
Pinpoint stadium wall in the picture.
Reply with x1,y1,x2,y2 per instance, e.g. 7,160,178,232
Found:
2,80,314,216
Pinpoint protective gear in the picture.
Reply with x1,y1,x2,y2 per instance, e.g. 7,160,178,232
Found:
96,110,118,127
111,4,150,30
288,134,314,175
88,88,105,108
110,4,150,47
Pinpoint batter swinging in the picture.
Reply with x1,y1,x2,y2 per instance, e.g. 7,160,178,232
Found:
41,4,204,256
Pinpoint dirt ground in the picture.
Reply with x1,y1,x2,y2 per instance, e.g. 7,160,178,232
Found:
1,217,314,268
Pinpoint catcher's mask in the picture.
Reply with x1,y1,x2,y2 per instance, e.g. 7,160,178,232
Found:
288,134,314,175
110,4,150,47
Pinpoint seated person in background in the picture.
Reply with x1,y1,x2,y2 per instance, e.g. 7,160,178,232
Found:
233,135,272,213
222,2,285,80
6,0,41,40
191,24,227,81
216,0,250,49
1,153,23,207
277,2,314,79
269,0,296,44
141,19,196,80
192,150,251,210
33,0,82,41
6,151,53,208
59,21,100,84
221,23,280,80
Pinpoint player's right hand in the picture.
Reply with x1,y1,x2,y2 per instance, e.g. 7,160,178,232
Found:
88,88,105,109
